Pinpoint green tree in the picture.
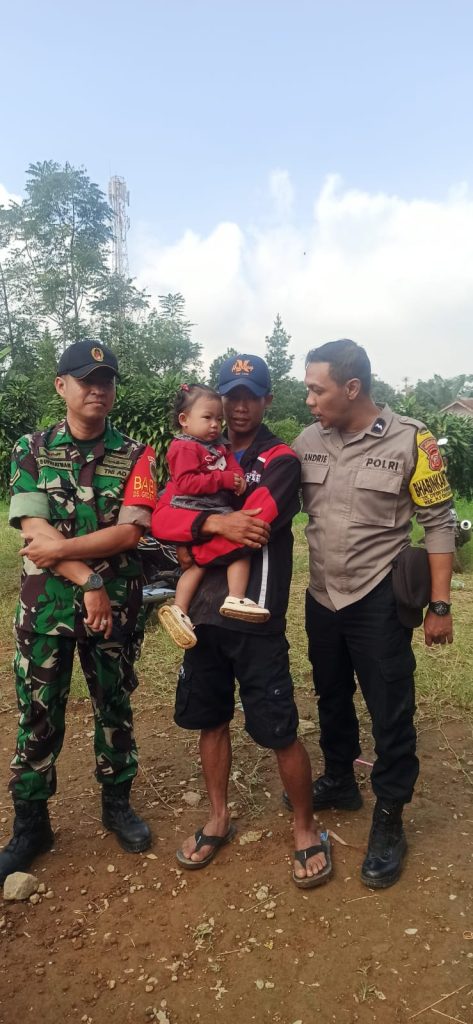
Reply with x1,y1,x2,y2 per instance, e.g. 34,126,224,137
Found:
266,377,312,424
9,161,112,347
371,374,401,406
208,347,238,388
264,314,294,385
35,329,60,414
90,272,149,346
117,293,203,378
0,207,39,369
412,374,471,412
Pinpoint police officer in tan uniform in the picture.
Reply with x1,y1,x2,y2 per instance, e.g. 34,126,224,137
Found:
291,339,454,888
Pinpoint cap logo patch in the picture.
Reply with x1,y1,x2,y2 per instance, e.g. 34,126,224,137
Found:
91,346,104,362
232,358,254,376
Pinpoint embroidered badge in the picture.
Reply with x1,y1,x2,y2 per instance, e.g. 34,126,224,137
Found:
232,358,254,376
91,346,104,362
409,430,452,507
418,435,443,472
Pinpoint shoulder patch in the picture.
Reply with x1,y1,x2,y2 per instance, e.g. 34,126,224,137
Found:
409,429,452,507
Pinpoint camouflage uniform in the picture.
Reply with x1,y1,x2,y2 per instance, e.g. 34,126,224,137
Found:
9,419,156,801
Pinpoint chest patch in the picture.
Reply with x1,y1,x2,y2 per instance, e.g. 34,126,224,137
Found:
95,464,129,479
364,456,401,472
302,452,329,465
37,457,73,472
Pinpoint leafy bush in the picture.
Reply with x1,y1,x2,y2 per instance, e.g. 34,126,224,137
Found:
267,417,306,447
113,373,181,487
394,396,473,499
0,376,39,495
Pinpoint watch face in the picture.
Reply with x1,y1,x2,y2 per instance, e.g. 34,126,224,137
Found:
86,573,103,590
430,601,450,616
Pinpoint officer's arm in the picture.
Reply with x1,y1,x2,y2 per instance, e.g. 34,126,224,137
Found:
20,522,144,568
424,550,454,646
19,517,94,584
19,517,114,638
409,428,455,647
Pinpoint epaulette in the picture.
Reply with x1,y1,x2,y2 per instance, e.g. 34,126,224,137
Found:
396,414,427,431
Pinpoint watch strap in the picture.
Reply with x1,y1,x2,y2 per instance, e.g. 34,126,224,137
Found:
428,600,451,616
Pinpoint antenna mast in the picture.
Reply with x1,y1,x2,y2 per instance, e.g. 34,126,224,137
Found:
108,175,130,277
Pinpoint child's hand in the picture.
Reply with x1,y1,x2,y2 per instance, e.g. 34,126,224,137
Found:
233,474,247,495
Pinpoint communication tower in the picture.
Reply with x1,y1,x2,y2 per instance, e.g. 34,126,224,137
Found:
108,175,130,277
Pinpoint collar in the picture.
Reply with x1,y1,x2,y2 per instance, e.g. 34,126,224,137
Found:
177,432,230,448
235,423,279,464
48,418,126,452
320,404,394,444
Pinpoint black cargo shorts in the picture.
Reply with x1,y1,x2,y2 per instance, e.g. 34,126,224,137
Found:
174,625,299,750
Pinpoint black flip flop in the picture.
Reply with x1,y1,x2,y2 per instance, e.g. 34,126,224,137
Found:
176,824,237,870
292,831,332,889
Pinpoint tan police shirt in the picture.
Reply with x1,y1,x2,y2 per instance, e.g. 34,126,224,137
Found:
293,405,455,611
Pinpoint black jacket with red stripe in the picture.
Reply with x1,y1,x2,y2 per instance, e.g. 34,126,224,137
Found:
151,424,301,634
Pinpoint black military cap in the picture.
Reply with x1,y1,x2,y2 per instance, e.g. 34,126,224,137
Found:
392,545,431,628
57,340,120,380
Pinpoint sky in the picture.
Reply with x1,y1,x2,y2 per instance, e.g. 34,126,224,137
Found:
2,0,473,386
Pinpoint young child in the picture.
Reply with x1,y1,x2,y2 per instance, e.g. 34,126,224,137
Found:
157,383,270,648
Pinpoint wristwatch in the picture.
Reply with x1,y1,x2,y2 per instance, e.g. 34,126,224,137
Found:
428,600,451,616
82,572,104,592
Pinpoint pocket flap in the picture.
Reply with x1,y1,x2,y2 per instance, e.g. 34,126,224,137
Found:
301,462,330,485
355,468,403,495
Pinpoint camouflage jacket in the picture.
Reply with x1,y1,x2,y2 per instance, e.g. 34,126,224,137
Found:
9,419,157,637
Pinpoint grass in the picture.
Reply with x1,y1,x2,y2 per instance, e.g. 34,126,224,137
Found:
0,501,472,715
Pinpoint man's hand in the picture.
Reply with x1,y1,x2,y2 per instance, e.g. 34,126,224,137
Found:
204,508,270,548
424,609,453,646
83,589,113,639
233,474,247,496
20,532,63,567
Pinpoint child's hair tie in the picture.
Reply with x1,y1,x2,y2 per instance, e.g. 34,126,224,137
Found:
180,383,190,392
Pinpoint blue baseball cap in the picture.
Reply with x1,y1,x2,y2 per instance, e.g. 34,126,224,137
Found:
218,354,272,397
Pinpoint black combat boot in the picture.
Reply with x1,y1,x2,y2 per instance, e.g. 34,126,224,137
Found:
0,799,54,885
361,798,407,889
101,780,152,853
283,770,363,812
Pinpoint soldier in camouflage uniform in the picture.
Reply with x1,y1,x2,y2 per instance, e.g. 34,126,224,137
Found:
0,340,157,885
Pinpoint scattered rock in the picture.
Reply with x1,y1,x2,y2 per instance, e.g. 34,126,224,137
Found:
3,872,38,901
182,790,201,807
256,885,269,902
239,830,263,845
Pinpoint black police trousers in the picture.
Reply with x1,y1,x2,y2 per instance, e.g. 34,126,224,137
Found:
306,575,419,804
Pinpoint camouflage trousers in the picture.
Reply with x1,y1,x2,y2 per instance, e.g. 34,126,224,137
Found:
9,629,141,802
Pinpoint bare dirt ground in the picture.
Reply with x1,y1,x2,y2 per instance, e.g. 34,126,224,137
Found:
1,686,472,1024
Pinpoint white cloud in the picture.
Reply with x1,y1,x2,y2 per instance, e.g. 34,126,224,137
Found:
0,183,21,208
133,172,473,387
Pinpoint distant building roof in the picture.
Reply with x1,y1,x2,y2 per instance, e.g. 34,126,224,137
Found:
440,398,473,416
